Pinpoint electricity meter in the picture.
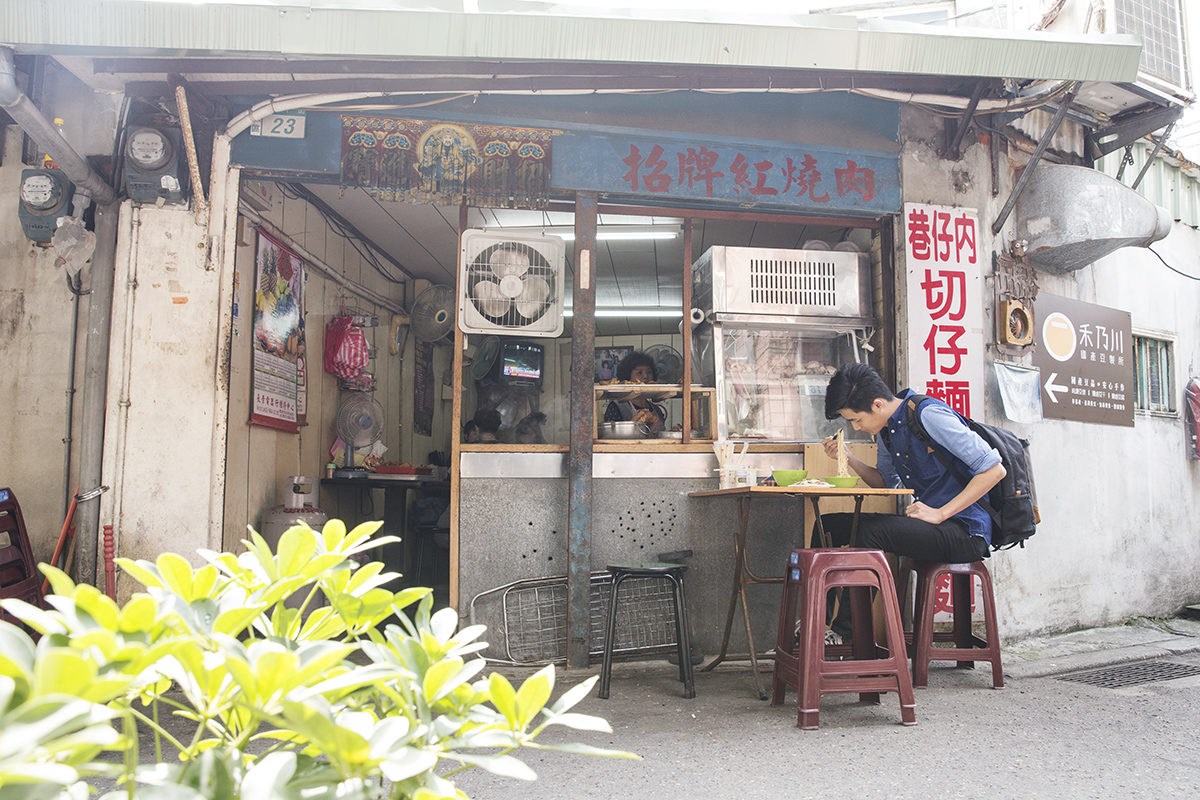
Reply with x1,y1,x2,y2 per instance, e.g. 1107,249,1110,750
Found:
18,169,73,242
123,126,187,204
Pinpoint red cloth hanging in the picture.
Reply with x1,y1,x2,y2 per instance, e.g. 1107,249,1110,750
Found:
323,315,369,380
1186,377,1200,460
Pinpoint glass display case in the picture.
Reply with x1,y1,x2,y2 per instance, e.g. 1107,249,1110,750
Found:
694,324,871,442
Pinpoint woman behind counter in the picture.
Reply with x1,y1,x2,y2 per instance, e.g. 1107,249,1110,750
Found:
602,351,667,433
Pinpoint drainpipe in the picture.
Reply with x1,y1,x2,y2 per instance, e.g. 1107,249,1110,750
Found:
1,48,118,587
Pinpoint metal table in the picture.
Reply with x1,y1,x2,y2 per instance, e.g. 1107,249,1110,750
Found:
320,476,450,582
688,484,913,699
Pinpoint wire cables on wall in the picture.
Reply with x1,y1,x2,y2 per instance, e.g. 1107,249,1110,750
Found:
278,182,410,285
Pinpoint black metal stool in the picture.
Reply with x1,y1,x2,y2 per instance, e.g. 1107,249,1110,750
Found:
597,562,696,700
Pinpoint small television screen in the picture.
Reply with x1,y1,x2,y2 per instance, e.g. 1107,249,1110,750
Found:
496,340,544,387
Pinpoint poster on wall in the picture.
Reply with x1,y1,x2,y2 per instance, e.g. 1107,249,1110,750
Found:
1031,293,1133,426
595,347,633,382
250,230,303,433
413,337,435,437
903,203,985,417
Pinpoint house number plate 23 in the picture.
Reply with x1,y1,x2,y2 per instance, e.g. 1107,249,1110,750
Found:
250,111,307,139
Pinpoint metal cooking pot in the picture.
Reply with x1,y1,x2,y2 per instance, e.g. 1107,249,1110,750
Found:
598,421,651,439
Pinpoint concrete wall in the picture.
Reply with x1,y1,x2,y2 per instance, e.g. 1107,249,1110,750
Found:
898,103,1200,640
0,128,82,565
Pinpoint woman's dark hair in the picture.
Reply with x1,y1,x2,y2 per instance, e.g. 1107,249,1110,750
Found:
474,408,502,434
824,362,894,419
616,351,657,382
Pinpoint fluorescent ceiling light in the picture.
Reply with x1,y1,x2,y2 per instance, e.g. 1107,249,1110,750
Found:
564,307,684,318
507,225,681,242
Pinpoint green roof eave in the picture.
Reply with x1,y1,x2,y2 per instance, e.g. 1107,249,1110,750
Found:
0,0,1144,84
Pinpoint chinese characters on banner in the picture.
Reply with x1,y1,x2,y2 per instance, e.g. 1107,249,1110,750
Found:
1031,293,1134,426
903,203,984,417
551,133,900,214
250,230,304,433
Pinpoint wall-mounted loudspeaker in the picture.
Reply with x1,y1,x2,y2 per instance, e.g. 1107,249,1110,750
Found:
1000,299,1034,346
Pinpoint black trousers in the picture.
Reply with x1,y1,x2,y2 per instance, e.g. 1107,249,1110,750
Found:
821,512,989,563
820,512,989,638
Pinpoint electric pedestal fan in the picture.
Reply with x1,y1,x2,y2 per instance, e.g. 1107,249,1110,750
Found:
644,344,685,384
334,394,385,477
410,284,456,342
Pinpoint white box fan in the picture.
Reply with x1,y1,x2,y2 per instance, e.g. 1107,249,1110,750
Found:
459,229,565,338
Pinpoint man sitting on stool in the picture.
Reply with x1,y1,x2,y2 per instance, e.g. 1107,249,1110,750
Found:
820,363,1005,644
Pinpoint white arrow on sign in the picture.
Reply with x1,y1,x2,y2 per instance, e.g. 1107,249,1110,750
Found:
1044,372,1068,403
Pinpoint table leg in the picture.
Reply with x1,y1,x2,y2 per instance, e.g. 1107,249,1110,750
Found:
808,496,829,548
848,496,864,547
702,495,751,673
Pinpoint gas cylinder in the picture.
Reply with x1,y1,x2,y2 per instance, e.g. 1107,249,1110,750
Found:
260,477,329,610
261,476,328,549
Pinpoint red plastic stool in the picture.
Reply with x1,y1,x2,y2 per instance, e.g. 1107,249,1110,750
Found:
902,559,1004,689
771,548,916,729
0,488,45,627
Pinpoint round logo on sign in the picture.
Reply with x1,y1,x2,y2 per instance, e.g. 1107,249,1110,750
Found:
1041,311,1076,362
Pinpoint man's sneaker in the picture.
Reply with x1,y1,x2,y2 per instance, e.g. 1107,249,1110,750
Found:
824,629,844,646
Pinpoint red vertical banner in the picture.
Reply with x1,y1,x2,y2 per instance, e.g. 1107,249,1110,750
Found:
903,203,984,416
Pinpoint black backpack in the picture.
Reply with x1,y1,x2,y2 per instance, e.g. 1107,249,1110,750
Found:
900,394,1040,550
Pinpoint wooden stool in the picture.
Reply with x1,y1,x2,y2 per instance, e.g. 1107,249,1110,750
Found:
0,488,44,627
771,548,916,729
901,559,1004,689
598,562,695,700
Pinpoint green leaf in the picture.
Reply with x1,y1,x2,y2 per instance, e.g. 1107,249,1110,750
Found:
488,673,517,724
114,558,163,590
117,594,159,633
156,553,197,600
378,747,439,783
452,752,537,781
547,675,598,715
534,741,642,759
32,650,95,697
514,667,553,729
540,712,612,733
239,751,297,796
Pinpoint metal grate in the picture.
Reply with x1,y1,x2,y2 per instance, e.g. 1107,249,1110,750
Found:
491,571,680,665
748,256,837,308
1058,661,1200,688
1114,0,1187,90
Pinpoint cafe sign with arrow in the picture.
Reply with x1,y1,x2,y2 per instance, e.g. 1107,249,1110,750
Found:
1031,293,1134,426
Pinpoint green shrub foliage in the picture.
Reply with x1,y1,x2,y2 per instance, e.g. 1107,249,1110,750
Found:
0,520,636,799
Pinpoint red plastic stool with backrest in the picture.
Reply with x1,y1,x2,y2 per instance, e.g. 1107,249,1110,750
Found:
771,548,916,729
0,488,45,625
901,558,1004,689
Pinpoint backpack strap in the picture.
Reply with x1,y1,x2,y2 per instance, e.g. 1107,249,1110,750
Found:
903,394,1001,528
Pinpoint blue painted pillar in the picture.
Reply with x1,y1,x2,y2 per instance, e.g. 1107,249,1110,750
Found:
567,192,598,668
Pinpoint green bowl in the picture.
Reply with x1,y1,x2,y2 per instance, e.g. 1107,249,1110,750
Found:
771,469,808,487
822,476,860,488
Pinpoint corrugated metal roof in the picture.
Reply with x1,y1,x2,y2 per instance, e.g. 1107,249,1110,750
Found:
0,0,1143,83
1096,141,1200,229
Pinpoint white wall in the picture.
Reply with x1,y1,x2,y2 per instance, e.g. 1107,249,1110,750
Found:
100,203,220,597
899,103,1200,639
